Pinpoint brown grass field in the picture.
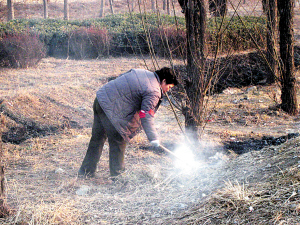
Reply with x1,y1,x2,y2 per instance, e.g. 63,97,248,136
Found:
1,0,300,224
1,56,300,224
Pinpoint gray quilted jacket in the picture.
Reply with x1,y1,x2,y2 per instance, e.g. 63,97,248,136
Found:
96,69,162,142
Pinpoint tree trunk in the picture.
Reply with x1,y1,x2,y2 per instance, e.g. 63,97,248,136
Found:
263,0,278,84
151,0,155,12
167,0,170,15
0,115,10,218
126,0,133,12
209,0,227,17
0,166,5,199
64,0,69,20
278,0,298,115
100,0,105,17
43,0,48,19
109,0,114,14
0,165,9,218
131,0,134,12
179,0,207,140
7,0,14,21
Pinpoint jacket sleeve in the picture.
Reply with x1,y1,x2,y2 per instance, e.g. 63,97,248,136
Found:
140,110,158,142
139,93,161,142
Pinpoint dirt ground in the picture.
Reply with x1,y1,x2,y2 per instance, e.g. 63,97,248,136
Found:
0,56,300,224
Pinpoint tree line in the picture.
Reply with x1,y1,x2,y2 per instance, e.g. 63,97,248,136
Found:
4,0,175,21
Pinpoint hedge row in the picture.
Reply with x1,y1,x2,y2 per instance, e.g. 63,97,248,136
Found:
0,14,267,67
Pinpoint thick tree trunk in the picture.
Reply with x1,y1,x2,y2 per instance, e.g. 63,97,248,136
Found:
278,0,298,115
179,0,207,140
7,0,14,21
263,0,278,84
64,0,69,20
43,0,48,19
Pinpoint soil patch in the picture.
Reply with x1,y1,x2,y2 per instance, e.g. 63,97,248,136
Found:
224,132,300,154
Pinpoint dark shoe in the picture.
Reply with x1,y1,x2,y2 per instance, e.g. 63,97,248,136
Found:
78,167,95,178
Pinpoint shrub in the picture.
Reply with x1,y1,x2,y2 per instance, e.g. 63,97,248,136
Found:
109,30,148,56
68,27,110,59
0,15,266,59
207,16,267,53
150,26,186,58
0,32,46,68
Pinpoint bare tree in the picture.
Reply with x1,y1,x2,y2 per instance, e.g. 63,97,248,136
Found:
7,0,14,21
209,0,227,17
151,0,155,12
163,0,170,14
278,0,298,115
126,0,134,12
178,0,207,140
262,0,278,84
64,0,69,20
0,113,10,218
109,0,114,14
100,0,105,17
43,0,48,19
0,120,4,214
131,0,134,12
167,0,170,15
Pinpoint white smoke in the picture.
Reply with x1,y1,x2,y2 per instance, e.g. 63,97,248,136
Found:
171,138,228,175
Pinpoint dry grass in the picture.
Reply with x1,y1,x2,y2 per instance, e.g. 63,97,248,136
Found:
0,57,300,224
174,137,300,224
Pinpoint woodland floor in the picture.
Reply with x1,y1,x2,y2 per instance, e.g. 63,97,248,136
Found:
0,56,300,224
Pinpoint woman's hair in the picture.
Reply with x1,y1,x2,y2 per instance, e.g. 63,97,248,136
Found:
155,67,178,85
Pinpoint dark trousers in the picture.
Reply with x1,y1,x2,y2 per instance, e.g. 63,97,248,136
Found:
79,98,126,177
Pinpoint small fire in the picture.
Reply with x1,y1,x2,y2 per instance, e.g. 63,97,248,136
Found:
173,144,202,174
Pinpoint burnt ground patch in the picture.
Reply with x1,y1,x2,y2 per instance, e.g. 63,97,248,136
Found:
140,134,300,158
0,101,83,144
1,117,82,144
224,133,300,154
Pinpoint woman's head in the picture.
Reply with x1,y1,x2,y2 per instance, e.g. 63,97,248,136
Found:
155,67,178,86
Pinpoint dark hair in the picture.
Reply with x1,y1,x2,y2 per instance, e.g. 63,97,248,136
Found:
155,67,178,85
